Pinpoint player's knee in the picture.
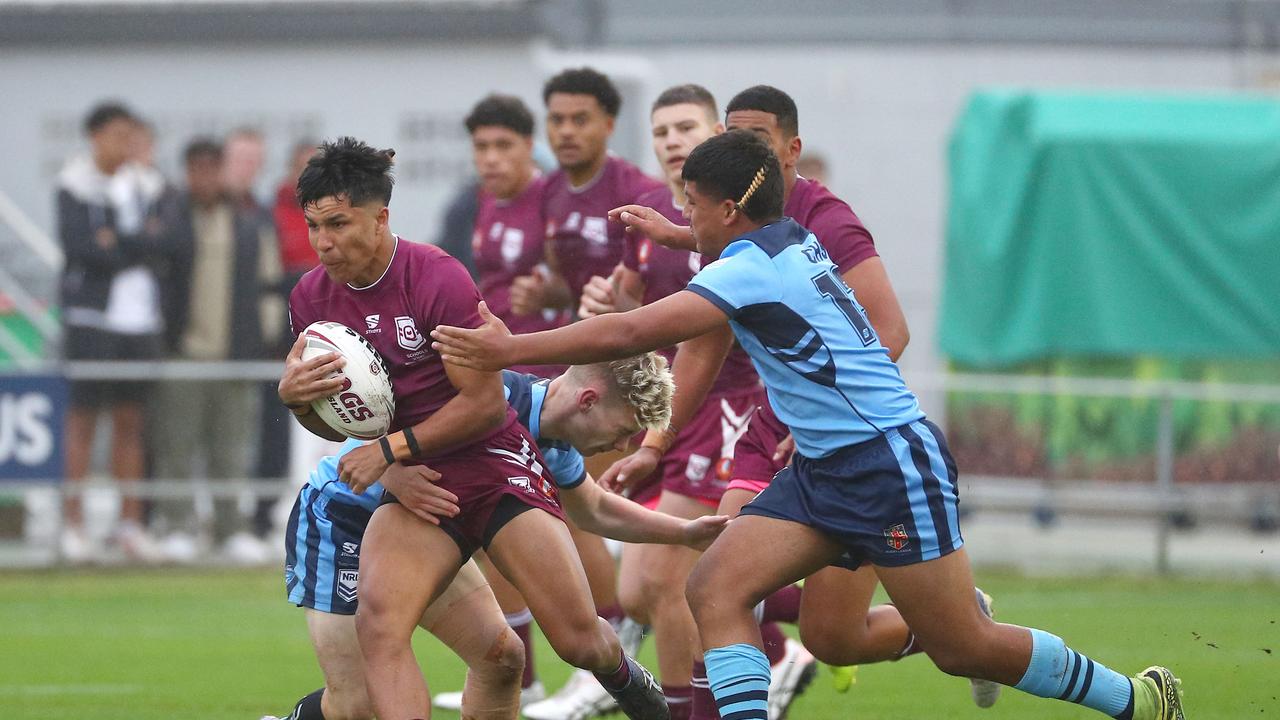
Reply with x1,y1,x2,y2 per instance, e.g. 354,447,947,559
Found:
924,644,978,678
544,618,612,669
685,561,738,622
619,564,674,620
799,617,869,666
475,625,525,682
353,605,399,655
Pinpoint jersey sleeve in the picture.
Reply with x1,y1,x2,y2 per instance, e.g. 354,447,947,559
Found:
287,282,316,338
544,445,588,489
686,243,779,318
418,252,485,331
806,197,879,273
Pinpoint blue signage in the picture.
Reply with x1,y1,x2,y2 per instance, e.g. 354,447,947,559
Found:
0,375,66,482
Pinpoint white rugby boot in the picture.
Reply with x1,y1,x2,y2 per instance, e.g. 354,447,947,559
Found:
768,637,817,720
521,669,618,720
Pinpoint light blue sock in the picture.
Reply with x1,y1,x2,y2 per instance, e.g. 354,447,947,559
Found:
1015,629,1135,719
704,644,770,720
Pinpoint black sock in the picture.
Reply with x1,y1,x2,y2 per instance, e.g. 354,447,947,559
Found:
287,688,326,720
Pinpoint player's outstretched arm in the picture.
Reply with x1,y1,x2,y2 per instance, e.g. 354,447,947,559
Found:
432,291,726,372
560,473,729,550
608,204,696,251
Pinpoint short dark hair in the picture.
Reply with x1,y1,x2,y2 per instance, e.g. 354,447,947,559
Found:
542,67,622,117
725,85,799,138
84,102,134,135
465,94,535,137
296,136,395,209
681,129,784,223
184,138,223,165
651,84,717,118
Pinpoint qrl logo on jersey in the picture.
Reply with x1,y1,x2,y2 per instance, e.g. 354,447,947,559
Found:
395,316,425,351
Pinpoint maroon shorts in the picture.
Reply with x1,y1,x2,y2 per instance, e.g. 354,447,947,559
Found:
382,420,565,558
654,389,766,504
727,401,790,488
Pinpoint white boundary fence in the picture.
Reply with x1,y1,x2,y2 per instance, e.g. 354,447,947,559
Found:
1,361,1277,571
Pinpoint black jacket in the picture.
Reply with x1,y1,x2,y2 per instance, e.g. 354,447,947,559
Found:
160,194,282,360
56,157,177,322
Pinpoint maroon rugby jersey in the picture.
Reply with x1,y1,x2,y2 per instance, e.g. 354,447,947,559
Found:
623,185,760,398
785,176,878,273
472,175,567,335
289,236,514,443
542,155,663,303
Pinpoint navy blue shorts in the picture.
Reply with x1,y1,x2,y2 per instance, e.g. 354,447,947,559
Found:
740,419,963,570
285,485,373,615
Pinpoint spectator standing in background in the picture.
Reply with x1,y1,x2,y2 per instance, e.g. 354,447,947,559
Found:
224,127,294,551
57,101,173,563
434,177,481,277
252,139,320,541
273,140,320,285
796,151,829,186
152,137,282,563
223,127,268,210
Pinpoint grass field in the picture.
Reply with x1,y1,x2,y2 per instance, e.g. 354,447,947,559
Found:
3,568,1278,719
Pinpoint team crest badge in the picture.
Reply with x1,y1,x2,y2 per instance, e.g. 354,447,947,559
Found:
395,315,425,351
685,453,711,482
884,523,911,551
715,457,735,481
337,569,359,602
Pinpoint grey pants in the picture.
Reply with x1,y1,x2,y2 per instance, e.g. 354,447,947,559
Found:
151,380,259,542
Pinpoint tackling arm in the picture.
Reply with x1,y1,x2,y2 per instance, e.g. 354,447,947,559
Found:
559,474,727,550
432,291,727,372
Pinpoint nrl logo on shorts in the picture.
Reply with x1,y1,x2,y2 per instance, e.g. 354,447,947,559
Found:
884,523,910,552
337,569,359,603
395,315,425,351
507,476,534,494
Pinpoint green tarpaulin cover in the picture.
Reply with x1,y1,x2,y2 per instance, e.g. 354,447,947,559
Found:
940,90,1280,367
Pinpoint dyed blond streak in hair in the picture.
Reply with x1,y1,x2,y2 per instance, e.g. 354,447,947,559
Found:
735,164,768,214
603,353,675,431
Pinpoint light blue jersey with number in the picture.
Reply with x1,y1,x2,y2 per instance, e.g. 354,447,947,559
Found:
687,218,923,458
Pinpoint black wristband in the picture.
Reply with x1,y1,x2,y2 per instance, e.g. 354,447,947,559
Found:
401,428,422,458
378,436,396,465
283,400,308,410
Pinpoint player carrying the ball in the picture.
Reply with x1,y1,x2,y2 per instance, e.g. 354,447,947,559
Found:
277,137,670,720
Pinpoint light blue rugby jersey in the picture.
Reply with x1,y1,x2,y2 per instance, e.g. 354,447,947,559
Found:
686,218,923,459
307,371,586,508
500,370,588,489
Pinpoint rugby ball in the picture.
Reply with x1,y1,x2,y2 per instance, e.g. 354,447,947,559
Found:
300,321,396,440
